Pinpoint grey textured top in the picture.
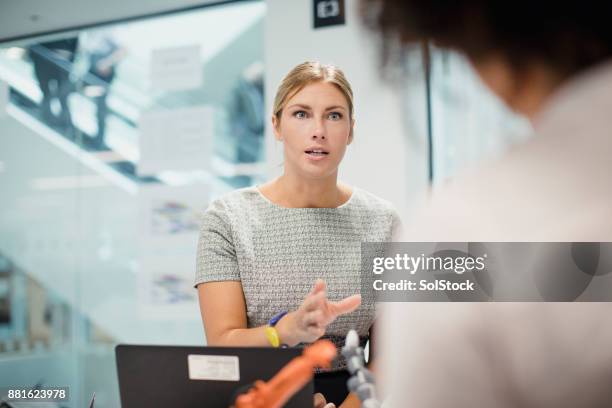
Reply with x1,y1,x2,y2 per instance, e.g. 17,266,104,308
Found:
195,185,399,371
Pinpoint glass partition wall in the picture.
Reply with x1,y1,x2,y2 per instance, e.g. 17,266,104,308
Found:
427,47,532,182
400,44,532,186
0,1,265,406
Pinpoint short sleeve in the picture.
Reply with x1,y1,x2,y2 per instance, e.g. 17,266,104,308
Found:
195,198,240,286
390,207,403,241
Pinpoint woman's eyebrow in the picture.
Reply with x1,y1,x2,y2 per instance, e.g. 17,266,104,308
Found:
287,104,312,110
286,104,347,111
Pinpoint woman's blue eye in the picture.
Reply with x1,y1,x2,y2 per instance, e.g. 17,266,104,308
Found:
294,111,307,119
328,112,342,120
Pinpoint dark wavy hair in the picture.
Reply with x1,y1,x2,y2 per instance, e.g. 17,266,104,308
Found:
360,0,612,78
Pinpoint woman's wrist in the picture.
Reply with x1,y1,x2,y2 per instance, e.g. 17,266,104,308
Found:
275,311,300,347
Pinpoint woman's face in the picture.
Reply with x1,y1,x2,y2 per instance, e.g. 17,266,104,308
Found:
273,81,354,180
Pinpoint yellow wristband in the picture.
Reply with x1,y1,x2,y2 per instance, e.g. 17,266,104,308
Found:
264,326,281,348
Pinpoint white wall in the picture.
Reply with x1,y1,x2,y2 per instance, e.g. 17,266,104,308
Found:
264,0,427,211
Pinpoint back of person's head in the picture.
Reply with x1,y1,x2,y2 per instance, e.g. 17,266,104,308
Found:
361,1,612,80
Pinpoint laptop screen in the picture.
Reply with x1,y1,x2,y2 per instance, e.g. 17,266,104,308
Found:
116,345,313,408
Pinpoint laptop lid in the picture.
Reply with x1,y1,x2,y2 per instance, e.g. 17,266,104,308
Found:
115,345,313,408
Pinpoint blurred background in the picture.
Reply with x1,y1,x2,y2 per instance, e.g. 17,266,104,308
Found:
0,0,530,406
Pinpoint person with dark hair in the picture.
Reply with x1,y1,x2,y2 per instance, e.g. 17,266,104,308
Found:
28,37,79,133
362,1,612,116
360,1,612,407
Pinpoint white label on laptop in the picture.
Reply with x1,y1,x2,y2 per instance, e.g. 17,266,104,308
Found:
188,355,240,381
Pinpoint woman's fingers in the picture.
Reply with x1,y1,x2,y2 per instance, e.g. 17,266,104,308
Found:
301,282,360,334
302,290,326,312
313,393,326,408
304,291,361,320
313,393,336,408
302,280,326,312
310,279,326,296
329,294,361,317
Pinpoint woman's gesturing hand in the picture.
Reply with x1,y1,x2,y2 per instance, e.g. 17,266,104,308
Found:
314,392,336,408
277,279,361,346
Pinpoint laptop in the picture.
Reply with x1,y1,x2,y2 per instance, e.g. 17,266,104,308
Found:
115,345,313,408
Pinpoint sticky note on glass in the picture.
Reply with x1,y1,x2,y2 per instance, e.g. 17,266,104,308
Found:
150,45,202,91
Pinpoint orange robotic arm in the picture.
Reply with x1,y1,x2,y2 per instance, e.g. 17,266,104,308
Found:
234,340,337,408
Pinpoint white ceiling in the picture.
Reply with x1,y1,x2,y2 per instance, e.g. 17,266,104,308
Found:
0,0,230,43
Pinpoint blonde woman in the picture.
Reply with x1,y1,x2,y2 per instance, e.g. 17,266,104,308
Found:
196,61,399,408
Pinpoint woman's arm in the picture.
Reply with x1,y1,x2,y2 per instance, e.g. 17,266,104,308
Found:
198,281,271,346
198,279,361,347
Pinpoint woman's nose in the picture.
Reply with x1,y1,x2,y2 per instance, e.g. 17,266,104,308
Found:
312,120,326,139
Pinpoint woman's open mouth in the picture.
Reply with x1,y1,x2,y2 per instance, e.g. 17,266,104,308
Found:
304,149,329,161
305,149,329,157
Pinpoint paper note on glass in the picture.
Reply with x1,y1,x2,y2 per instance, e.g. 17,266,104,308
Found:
150,45,202,91
138,106,214,175
138,183,208,243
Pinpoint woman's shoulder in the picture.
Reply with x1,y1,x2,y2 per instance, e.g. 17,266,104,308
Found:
349,187,402,239
350,187,398,216
206,186,260,210
202,186,263,221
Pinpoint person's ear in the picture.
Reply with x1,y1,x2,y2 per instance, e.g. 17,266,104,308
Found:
272,115,283,141
347,119,355,145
